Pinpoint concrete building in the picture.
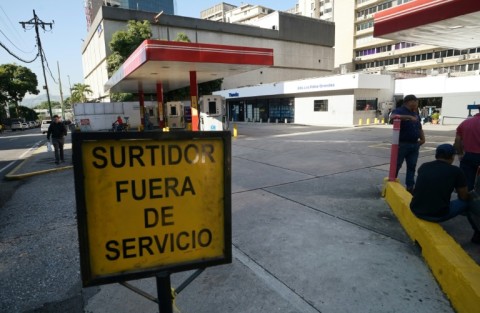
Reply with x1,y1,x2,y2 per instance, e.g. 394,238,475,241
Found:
84,0,174,30
200,2,237,22
81,6,334,101
214,73,395,126
292,0,480,78
225,4,274,24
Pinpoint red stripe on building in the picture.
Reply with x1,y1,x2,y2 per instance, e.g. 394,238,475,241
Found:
374,0,480,37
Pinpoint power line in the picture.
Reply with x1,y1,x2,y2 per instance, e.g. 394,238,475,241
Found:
0,40,38,63
0,5,34,50
20,10,54,119
41,48,58,84
0,29,36,54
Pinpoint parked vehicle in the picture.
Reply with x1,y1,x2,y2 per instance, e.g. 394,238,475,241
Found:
41,120,51,134
11,122,23,131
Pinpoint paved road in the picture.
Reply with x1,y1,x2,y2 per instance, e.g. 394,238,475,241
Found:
0,123,463,313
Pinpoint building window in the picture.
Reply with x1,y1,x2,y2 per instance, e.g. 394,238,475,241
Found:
356,99,378,111
314,100,328,112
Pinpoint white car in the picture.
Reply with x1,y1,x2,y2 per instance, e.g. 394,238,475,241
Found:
11,122,23,131
41,120,51,134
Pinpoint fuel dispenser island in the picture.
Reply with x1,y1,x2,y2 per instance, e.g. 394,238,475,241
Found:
166,101,185,129
199,95,229,131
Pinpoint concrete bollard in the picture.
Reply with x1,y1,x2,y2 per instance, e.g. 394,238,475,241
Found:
374,118,379,124
358,118,363,126
233,123,237,137
366,118,370,125
389,117,401,181
284,118,287,123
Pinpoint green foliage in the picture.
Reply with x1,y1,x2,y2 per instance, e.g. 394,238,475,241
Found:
106,52,125,77
106,20,152,100
0,64,39,115
107,20,152,76
9,105,38,120
175,32,191,42
71,83,93,103
164,79,224,102
34,101,61,110
110,92,135,102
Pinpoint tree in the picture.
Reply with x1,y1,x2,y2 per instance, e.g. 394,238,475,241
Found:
107,20,152,76
106,20,152,101
34,101,61,110
9,105,38,121
71,83,93,103
175,32,191,42
0,64,39,117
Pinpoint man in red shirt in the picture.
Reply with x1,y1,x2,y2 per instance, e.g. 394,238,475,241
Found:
454,111,480,191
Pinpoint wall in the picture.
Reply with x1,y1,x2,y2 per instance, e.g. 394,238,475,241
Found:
82,7,335,100
295,94,354,126
395,75,480,125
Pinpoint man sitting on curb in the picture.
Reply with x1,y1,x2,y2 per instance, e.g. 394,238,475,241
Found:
410,144,480,244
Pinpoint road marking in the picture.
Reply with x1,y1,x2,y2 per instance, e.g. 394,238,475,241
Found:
0,140,42,173
233,246,320,313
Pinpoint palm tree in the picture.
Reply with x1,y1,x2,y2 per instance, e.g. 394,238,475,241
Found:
70,83,93,103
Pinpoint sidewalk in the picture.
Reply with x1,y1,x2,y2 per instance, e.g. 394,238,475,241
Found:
3,126,479,313
5,137,73,180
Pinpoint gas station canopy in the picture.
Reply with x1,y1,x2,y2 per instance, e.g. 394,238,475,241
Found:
374,0,480,49
105,40,274,94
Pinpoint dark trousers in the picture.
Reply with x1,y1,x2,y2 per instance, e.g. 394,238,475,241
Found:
396,142,420,188
52,137,65,162
460,152,480,191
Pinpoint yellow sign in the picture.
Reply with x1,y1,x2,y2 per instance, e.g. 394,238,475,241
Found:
74,133,231,285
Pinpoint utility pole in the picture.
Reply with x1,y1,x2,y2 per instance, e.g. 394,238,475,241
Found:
20,10,54,119
57,61,65,120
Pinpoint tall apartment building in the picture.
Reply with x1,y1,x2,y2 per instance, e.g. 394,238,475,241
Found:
200,2,237,21
293,0,480,77
84,0,174,30
225,4,274,24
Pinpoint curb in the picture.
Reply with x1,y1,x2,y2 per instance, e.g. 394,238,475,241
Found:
383,180,480,313
4,144,73,181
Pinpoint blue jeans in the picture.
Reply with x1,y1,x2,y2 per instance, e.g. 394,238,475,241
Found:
414,199,479,231
396,142,420,189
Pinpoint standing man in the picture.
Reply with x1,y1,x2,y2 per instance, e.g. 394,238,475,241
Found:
454,109,480,191
47,115,67,165
410,144,480,244
391,94,426,193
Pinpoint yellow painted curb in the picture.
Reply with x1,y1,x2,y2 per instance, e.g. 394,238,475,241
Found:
5,143,73,181
384,181,480,313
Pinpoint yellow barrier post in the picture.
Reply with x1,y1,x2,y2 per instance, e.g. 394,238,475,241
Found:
358,118,363,126
233,123,237,137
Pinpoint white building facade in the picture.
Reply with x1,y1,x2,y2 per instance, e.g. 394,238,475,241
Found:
81,6,334,101
214,73,480,127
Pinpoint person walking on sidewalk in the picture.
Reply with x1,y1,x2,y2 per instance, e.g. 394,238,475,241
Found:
410,144,480,244
390,94,426,193
454,110,480,191
47,115,67,165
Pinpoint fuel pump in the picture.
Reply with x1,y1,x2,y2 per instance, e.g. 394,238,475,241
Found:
199,95,228,131
166,101,185,129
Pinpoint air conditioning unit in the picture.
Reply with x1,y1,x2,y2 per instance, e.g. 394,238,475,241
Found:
458,55,466,61
436,58,443,63
398,63,405,68
355,57,362,61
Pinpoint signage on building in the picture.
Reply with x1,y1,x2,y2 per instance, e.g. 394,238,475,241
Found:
229,92,239,97
73,131,232,286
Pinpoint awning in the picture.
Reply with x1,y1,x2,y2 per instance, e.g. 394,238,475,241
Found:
374,0,480,49
105,39,274,93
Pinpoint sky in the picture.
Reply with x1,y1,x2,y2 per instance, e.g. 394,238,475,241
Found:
0,1,296,104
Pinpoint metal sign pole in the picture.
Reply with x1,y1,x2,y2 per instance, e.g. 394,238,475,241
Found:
156,272,173,313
